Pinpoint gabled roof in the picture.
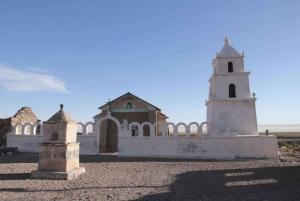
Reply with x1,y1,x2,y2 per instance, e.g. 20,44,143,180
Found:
218,37,242,57
98,92,161,111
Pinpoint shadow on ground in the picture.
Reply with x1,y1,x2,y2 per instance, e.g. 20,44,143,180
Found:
135,166,300,201
0,152,270,164
1,165,299,200
0,173,31,180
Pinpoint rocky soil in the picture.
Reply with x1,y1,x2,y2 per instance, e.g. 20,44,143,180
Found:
0,149,300,201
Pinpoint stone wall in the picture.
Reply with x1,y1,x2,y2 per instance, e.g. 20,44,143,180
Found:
0,107,38,147
118,135,279,159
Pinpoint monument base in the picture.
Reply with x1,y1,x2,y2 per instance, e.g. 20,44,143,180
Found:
31,167,85,180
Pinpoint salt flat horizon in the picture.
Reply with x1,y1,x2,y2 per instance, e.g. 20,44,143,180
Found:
257,124,300,132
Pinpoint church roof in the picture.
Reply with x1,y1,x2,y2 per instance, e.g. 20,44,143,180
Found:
218,37,242,57
98,92,161,111
46,104,74,122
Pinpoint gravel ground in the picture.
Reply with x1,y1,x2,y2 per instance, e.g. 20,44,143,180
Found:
1,151,300,201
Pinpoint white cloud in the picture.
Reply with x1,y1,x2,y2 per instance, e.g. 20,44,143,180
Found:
26,67,49,73
0,64,69,93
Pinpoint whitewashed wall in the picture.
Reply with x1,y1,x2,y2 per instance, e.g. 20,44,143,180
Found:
77,135,98,155
118,119,278,159
118,135,278,159
6,113,279,159
7,135,43,152
7,122,98,155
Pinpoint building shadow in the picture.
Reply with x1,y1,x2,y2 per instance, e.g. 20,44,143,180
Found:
79,154,236,163
0,152,39,164
135,166,300,201
2,152,246,164
0,173,31,180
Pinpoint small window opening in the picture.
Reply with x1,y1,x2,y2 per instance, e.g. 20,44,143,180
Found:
228,62,233,73
127,103,132,108
229,84,236,98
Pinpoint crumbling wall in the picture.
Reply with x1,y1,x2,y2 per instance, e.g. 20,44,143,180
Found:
0,107,38,147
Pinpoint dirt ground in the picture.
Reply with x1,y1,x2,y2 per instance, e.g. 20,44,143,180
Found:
0,150,300,201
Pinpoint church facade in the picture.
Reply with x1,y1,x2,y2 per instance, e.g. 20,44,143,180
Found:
206,37,258,135
93,92,168,152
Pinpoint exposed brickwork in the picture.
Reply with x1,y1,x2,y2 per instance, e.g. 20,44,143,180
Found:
0,107,38,147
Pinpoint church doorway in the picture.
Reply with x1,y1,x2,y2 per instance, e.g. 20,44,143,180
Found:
95,113,121,153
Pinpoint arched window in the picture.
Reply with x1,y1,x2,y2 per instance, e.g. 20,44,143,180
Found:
228,62,233,72
229,84,236,98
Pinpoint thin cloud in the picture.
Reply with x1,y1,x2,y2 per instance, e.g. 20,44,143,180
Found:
0,64,69,93
26,67,49,73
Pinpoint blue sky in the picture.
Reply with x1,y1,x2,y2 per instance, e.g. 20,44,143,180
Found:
0,1,299,126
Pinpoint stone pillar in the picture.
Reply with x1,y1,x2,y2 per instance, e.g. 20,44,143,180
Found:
31,104,85,180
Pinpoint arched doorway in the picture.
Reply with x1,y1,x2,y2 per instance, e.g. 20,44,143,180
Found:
95,112,121,153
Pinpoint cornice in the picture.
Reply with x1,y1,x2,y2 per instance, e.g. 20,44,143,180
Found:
208,72,250,82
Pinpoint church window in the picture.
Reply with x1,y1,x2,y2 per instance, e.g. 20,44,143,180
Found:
229,84,236,98
228,62,233,72
127,103,132,108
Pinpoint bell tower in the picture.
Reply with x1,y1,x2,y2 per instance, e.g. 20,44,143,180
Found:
206,37,258,135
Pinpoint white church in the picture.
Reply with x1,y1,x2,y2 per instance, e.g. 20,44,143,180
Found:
7,37,279,159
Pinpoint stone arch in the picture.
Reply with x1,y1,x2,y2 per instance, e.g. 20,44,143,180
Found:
229,84,236,98
95,112,121,152
175,123,188,137
85,122,95,135
141,122,155,137
23,122,33,135
199,122,213,136
129,122,142,137
95,114,121,130
166,122,176,137
188,122,200,136
33,122,43,135
228,62,233,72
77,122,85,135
14,123,24,135
153,122,166,137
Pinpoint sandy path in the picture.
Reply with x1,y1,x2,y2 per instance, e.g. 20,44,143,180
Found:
0,152,300,201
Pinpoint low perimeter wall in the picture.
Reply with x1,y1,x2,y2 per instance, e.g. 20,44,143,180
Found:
118,135,278,159
77,135,98,155
7,135,43,153
7,135,98,155
7,122,99,155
